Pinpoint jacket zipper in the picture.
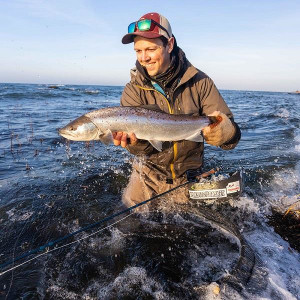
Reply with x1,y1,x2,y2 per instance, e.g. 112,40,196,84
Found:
134,85,178,180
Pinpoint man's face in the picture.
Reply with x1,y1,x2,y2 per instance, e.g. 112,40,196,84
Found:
134,36,173,77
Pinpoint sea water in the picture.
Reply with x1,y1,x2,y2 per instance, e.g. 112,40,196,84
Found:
0,83,299,299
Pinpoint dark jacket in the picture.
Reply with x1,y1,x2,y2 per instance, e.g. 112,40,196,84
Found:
121,58,240,179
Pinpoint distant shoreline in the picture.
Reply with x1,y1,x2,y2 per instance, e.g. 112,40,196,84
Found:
288,90,300,94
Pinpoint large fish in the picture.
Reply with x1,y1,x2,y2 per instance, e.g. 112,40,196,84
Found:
58,106,216,151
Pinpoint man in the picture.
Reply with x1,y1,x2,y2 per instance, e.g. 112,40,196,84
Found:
113,12,241,208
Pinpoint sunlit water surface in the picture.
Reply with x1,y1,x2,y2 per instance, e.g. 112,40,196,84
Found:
0,84,299,299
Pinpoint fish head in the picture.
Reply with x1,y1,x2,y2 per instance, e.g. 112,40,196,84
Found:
59,115,99,141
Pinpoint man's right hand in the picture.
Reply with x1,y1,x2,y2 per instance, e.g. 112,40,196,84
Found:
113,132,138,148
202,111,235,147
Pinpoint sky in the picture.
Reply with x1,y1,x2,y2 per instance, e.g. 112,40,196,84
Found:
1,0,299,92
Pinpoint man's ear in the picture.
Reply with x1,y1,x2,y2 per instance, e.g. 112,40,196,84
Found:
167,37,175,53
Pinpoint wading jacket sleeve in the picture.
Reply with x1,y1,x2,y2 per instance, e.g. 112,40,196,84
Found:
120,60,241,179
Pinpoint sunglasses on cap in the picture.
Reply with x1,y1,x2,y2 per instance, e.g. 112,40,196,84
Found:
128,19,171,38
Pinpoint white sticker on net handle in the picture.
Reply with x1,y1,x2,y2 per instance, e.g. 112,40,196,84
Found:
189,180,241,200
226,181,241,194
189,188,227,200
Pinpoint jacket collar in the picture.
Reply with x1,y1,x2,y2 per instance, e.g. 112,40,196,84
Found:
131,60,198,89
177,60,198,87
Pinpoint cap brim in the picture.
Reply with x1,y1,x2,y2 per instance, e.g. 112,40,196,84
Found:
122,31,163,44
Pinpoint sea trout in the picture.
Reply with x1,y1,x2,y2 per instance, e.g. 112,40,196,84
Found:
58,106,215,151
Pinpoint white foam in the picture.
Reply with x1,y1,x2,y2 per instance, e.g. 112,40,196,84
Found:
275,108,290,118
88,227,126,253
232,194,261,213
47,284,78,299
268,275,298,300
6,208,34,221
295,132,300,143
84,89,99,94
265,168,300,212
245,229,300,299
295,129,300,152
98,266,168,299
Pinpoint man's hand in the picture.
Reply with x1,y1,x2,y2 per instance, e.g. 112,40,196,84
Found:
113,132,138,148
202,111,236,146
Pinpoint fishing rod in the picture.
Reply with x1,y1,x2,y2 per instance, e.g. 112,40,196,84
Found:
0,181,190,275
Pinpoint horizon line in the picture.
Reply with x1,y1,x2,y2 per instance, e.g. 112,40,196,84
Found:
0,81,294,94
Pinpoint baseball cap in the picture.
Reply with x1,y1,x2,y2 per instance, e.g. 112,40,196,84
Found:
122,12,172,44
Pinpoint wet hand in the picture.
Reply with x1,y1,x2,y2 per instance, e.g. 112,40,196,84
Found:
113,132,138,148
202,111,235,146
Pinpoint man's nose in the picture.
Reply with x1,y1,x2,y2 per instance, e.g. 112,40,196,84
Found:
140,51,150,62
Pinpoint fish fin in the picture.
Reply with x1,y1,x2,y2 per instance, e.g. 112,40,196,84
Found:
98,130,113,145
185,132,204,142
149,140,163,151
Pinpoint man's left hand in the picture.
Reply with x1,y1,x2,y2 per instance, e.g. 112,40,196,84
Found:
113,132,138,148
202,111,236,146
